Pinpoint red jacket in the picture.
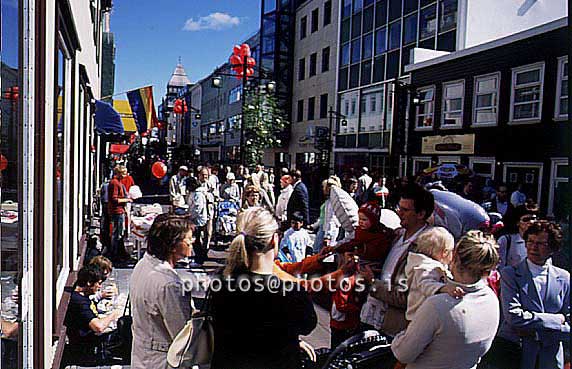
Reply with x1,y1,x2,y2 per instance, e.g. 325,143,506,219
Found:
335,226,394,262
107,176,127,215
330,274,363,330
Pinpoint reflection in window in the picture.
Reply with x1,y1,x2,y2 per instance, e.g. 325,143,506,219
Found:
341,18,351,43
416,87,435,128
373,55,386,82
55,45,66,281
363,6,374,33
439,0,457,33
361,87,385,131
420,5,436,39
351,38,361,63
375,0,387,27
341,43,350,66
354,0,363,13
342,0,352,18
375,27,387,55
264,0,277,13
388,21,401,50
352,13,362,38
442,81,464,127
403,13,418,45
349,64,360,89
339,90,360,133
361,60,372,86
262,36,275,53
362,33,373,59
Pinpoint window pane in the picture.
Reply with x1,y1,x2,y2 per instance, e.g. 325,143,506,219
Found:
476,94,493,108
375,27,387,55
389,0,402,21
308,97,315,120
403,13,418,44
420,5,436,39
404,0,418,14
373,55,386,82
477,77,497,92
341,18,351,42
563,61,568,77
386,50,400,78
388,21,401,50
376,0,387,27
297,100,304,121
352,13,362,38
354,0,363,13
401,45,415,72
341,43,350,66
418,36,435,49
437,29,455,51
339,67,349,90
311,8,319,32
515,86,540,103
324,0,332,25
361,60,372,85
363,6,374,32
264,0,277,13
362,33,373,59
343,0,352,18
475,109,496,123
350,64,360,88
516,69,540,85
514,103,540,119
322,47,330,72
445,83,463,98
443,111,462,125
55,47,65,278
320,94,328,118
445,98,462,111
365,0,375,6
351,38,361,63
560,82,568,97
439,0,457,33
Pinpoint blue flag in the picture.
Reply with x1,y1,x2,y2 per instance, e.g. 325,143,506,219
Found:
95,100,124,134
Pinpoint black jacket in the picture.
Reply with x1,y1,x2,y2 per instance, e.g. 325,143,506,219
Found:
286,181,310,224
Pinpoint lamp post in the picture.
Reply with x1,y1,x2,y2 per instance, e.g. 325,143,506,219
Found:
326,107,347,175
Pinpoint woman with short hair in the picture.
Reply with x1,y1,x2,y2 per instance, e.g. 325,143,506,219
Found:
210,207,317,369
391,230,500,369
130,214,194,369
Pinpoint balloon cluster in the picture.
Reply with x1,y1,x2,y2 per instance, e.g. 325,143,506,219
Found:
173,98,188,114
230,43,255,80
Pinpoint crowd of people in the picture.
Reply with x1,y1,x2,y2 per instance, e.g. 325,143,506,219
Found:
62,161,570,369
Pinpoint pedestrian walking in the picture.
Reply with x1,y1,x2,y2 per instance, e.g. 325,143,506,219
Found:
106,165,133,263
169,165,189,214
286,169,310,225
275,175,293,223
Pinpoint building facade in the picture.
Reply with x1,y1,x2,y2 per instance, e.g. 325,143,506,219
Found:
405,18,569,217
0,0,111,367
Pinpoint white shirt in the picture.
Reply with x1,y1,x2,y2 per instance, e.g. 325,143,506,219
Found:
526,258,550,301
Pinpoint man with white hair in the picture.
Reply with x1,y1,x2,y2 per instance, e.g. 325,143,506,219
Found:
169,165,189,214
356,167,372,205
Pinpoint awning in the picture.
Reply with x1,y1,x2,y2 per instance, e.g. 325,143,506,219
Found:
109,144,130,154
95,100,124,134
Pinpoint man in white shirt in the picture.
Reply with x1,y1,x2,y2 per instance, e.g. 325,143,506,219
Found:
356,167,373,205
169,166,188,214
361,183,434,335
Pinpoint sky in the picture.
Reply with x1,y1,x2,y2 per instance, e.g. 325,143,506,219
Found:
112,0,262,102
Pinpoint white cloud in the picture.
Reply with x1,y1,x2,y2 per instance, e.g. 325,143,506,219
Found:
183,12,241,31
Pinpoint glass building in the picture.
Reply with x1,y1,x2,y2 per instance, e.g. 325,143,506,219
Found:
335,0,458,175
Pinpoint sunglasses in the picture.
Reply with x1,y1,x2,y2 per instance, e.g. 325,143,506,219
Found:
520,215,537,223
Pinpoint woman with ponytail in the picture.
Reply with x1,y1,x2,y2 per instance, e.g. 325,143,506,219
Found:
210,207,317,369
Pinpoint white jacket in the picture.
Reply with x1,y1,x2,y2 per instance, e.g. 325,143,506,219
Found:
275,185,293,222
169,175,187,208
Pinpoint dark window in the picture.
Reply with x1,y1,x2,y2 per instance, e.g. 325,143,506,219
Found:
341,18,351,43
373,55,386,82
351,13,362,38
375,0,387,27
354,0,363,13
300,16,307,39
363,6,374,32
404,0,418,14
403,13,418,44
309,53,317,76
322,47,330,72
418,36,435,49
342,0,352,18
375,27,387,55
388,20,401,50
362,33,373,59
437,29,456,51
351,38,361,63
320,94,329,118
341,43,350,66
308,97,316,120
311,8,319,32
361,60,372,85
401,45,415,73
339,67,349,90
420,0,436,6
386,50,400,78
365,0,375,6
420,4,436,39
389,0,402,21
297,100,304,122
439,0,457,33
298,58,305,80
350,64,360,88
324,0,332,25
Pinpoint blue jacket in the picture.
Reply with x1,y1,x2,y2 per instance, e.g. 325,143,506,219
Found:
499,259,570,369
286,181,309,224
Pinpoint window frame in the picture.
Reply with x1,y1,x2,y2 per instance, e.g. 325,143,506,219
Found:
308,96,316,120
300,16,307,39
469,156,496,179
298,57,305,81
297,99,304,122
554,56,568,120
324,0,332,26
441,79,465,129
415,85,436,131
509,62,545,124
412,156,433,175
309,52,317,77
311,8,319,33
471,72,500,127
322,47,330,72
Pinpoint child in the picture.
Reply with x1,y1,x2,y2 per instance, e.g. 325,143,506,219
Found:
405,226,464,322
278,211,313,262
335,202,394,264
88,255,115,302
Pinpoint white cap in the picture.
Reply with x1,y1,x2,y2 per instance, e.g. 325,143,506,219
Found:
226,173,235,180
179,165,189,171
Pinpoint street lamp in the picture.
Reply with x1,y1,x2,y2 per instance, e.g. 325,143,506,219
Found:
325,107,347,175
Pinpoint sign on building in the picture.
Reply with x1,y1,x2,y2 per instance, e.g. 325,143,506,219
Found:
421,134,475,155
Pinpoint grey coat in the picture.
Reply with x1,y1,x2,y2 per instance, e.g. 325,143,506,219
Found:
130,253,192,369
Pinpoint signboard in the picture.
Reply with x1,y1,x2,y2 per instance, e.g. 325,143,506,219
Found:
421,134,475,155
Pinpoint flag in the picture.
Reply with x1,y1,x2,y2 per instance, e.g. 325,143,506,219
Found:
126,86,158,134
113,100,138,133
95,100,124,134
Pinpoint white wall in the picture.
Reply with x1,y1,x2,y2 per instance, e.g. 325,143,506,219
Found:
460,0,567,49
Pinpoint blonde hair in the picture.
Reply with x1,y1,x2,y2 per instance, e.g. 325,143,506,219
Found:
113,165,127,175
224,207,278,276
89,255,113,273
455,230,499,279
414,227,454,260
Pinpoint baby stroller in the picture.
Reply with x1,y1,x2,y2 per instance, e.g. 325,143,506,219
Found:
214,200,239,248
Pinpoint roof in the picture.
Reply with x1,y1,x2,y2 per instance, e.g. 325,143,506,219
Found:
405,17,567,73
168,62,191,87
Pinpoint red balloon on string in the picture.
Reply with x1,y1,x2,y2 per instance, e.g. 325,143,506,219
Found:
0,155,7,171
230,55,242,66
246,57,256,67
246,68,254,76
151,161,167,179
233,45,241,56
240,43,251,57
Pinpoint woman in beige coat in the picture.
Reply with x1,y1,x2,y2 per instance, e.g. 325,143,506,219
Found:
130,214,194,369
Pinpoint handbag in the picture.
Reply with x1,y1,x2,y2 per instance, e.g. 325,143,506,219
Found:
100,295,133,364
167,289,215,368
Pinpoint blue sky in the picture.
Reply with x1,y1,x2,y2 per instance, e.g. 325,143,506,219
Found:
112,0,261,101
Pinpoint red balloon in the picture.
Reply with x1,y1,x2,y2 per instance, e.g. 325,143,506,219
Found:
151,161,167,179
233,45,241,55
0,155,7,171
230,55,242,66
246,68,254,76
239,43,251,57
173,105,182,114
246,57,256,67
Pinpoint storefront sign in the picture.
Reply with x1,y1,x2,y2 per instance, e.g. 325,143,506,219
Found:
421,134,475,154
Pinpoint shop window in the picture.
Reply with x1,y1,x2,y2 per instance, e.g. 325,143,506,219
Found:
472,73,500,126
442,80,464,128
510,62,544,122
415,86,435,129
555,56,568,119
